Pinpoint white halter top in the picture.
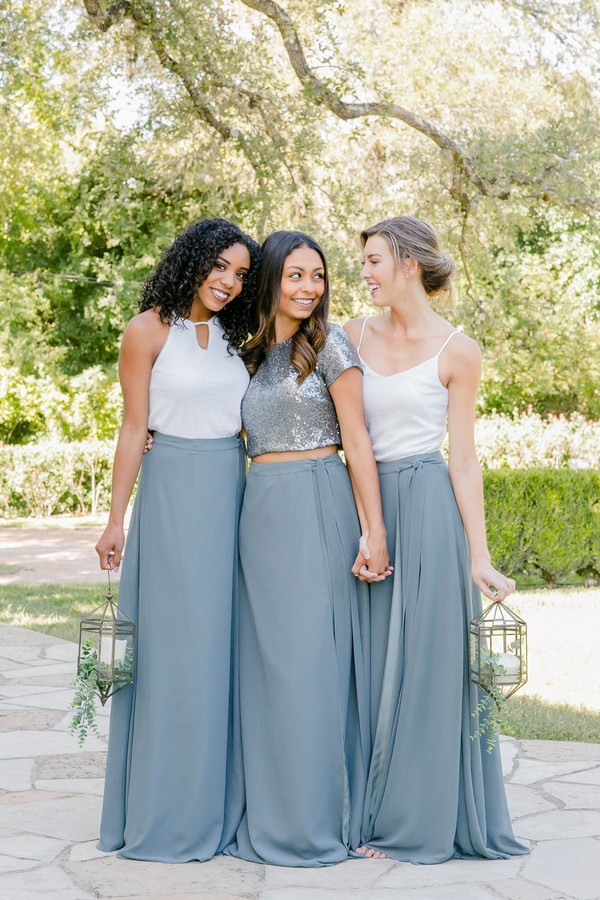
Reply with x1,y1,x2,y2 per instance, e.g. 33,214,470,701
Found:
358,317,459,462
148,316,249,439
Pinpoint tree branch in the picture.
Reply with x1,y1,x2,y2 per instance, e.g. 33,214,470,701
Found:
240,0,488,194
82,1,132,32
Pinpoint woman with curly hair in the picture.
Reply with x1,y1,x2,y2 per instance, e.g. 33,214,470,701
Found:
95,217,260,863
224,230,391,867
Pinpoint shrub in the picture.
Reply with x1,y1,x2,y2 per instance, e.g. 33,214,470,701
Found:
0,440,114,518
475,411,600,470
484,469,600,585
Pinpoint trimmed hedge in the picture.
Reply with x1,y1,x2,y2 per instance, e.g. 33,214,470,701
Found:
1,443,598,585
484,469,600,585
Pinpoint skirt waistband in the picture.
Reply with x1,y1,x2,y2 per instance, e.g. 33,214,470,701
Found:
248,452,343,477
152,432,243,453
376,450,445,475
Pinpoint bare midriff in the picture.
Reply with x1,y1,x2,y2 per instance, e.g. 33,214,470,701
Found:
252,445,338,464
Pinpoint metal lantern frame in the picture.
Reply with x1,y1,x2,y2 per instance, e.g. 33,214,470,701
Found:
77,573,136,705
469,600,528,700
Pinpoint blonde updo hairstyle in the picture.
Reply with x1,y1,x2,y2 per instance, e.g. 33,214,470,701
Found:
361,215,455,302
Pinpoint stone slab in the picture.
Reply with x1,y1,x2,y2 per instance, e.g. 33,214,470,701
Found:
35,777,105,796
0,855,39,874
0,646,44,663
0,730,105,758
544,781,600,809
1,663,76,680
0,863,97,898
514,809,600,840
504,783,558,818
375,856,524,889
500,737,519,777
0,625,56,646
43,643,79,662
263,857,395,889
0,833,68,863
509,759,595,785
0,793,102,841
36,751,106,779
0,709,66,733
557,767,600,786
256,886,502,900
5,689,76,711
0,757,34,791
65,854,265,897
520,837,600,899
0,684,65,698
520,740,600,763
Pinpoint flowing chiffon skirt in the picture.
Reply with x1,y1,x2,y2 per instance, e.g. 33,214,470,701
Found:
362,451,529,863
224,454,370,866
97,432,246,862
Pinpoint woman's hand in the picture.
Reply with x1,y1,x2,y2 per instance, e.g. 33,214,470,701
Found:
352,532,394,582
472,559,515,602
96,523,125,573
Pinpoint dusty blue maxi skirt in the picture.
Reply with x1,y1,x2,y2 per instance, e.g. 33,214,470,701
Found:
97,432,246,862
224,454,370,867
362,451,529,863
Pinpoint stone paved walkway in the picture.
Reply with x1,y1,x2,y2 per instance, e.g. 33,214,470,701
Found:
0,624,599,898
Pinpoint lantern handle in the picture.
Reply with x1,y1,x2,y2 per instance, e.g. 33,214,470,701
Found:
106,566,113,602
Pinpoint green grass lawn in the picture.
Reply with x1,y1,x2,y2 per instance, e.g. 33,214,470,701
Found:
0,583,104,643
0,581,599,743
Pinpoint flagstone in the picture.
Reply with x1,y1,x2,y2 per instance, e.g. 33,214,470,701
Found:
375,856,524,889
556,766,600,786
7,688,76,711
1,662,77,679
0,863,96,898
68,839,111,862
0,730,105,758
514,809,600,840
520,837,600,899
264,858,395,889
500,736,520,777
0,793,102,841
0,684,65,697
257,886,502,900
0,625,55,645
520,740,600,763
35,777,105,796
66,853,265,897
43,643,79,662
0,854,40,873
0,709,65,733
0,833,68,862
36,751,106,779
0,758,34,791
505,783,557,818
543,781,600,809
509,759,595,785
0,645,44,663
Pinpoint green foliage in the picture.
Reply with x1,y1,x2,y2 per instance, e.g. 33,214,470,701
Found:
70,639,101,747
475,412,600,469
0,440,114,517
0,582,104,642
484,469,600,585
504,695,600,744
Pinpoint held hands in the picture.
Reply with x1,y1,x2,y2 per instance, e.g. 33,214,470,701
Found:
95,523,125,573
352,531,394,583
472,559,516,602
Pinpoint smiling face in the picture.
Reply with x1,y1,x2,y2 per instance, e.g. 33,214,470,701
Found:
193,242,251,318
275,245,326,332
361,234,408,307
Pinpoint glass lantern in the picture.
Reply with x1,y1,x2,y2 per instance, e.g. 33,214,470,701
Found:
469,600,527,699
77,574,135,705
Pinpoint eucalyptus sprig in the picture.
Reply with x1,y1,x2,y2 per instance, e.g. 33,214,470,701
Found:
70,639,101,747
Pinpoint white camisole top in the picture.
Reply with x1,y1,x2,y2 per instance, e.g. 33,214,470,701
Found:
358,317,459,462
148,316,250,439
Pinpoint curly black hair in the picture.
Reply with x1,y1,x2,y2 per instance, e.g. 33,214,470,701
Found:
139,218,260,350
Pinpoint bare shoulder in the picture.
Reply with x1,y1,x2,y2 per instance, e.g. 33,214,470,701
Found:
120,309,169,360
343,316,368,346
444,331,481,383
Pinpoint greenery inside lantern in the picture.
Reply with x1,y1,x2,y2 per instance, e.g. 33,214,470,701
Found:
469,600,528,751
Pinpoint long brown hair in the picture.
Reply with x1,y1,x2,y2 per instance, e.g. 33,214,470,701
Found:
243,231,330,382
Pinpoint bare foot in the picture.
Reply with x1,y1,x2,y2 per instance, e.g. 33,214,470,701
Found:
356,845,388,859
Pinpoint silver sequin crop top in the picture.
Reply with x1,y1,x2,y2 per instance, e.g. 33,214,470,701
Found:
242,324,362,457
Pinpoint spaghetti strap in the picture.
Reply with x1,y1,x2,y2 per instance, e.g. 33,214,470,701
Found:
357,317,371,354
435,330,459,357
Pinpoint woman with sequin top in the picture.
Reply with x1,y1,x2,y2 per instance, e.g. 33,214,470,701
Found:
345,215,528,864
223,230,391,867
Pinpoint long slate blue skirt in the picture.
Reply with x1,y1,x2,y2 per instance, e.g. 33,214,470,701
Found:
97,432,246,862
224,454,370,866
362,451,529,863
